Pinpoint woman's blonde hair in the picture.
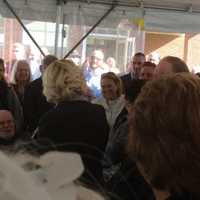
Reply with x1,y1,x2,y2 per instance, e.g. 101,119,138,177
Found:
43,59,87,104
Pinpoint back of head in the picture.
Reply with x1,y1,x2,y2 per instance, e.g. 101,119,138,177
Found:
42,55,58,66
43,59,87,104
128,73,200,196
41,55,58,74
162,56,189,73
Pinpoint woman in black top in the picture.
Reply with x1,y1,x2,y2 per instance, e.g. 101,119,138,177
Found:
34,59,109,188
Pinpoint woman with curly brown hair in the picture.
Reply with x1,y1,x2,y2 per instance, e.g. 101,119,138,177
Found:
128,73,200,200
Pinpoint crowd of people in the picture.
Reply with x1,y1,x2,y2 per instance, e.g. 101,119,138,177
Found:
0,49,200,200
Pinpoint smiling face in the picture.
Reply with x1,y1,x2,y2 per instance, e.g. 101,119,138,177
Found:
0,111,15,139
101,77,118,101
140,66,155,80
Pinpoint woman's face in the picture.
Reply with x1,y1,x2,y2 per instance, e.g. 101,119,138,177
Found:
16,63,30,82
101,78,118,101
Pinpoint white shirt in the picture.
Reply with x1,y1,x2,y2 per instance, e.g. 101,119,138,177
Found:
93,95,125,129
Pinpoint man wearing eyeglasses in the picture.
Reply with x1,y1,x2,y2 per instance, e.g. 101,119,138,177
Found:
121,52,146,91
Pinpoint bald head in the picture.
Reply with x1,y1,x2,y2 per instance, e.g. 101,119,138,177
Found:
0,110,15,139
154,56,189,77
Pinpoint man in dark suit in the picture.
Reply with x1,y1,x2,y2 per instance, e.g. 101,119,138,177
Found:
121,52,146,91
23,55,57,133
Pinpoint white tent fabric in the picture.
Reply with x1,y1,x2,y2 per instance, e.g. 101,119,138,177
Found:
0,0,143,28
0,0,57,22
1,0,200,32
145,9,200,33
62,2,143,28
74,0,200,13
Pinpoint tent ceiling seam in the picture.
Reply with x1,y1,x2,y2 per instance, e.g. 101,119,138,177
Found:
70,0,200,14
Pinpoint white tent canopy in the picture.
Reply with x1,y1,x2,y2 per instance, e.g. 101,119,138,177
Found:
0,0,200,33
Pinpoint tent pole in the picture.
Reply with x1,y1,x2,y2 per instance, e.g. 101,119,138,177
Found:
54,0,64,57
64,4,116,59
3,0,45,57
60,14,66,58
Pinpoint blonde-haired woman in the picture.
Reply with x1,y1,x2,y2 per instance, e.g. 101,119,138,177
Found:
10,60,32,105
93,72,124,129
42,59,87,103
35,59,109,188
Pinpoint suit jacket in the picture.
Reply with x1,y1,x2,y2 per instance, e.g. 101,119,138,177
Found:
23,77,54,133
120,73,132,92
36,100,109,186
